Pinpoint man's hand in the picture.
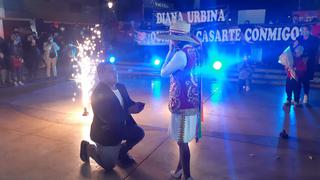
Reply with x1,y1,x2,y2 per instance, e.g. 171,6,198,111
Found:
128,102,145,114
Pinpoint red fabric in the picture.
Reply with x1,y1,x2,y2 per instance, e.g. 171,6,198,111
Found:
11,57,23,69
311,24,320,38
295,57,307,79
295,57,307,71
287,57,307,79
286,68,293,78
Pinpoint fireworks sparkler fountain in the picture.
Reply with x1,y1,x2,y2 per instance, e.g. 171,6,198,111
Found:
72,24,104,116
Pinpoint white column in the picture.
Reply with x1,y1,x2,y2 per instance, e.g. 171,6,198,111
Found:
30,19,37,34
0,0,4,38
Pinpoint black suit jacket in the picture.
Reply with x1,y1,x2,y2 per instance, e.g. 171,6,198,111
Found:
90,83,137,146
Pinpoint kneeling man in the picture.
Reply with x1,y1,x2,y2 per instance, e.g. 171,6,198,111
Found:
80,62,145,170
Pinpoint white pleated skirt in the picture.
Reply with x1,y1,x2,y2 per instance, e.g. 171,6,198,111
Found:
168,113,198,143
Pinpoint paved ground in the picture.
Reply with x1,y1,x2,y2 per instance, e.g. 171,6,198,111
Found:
0,76,320,180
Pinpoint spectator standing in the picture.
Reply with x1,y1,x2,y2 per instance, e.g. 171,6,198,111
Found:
9,31,24,86
25,38,42,81
294,25,320,104
0,50,6,87
43,36,60,79
238,54,254,92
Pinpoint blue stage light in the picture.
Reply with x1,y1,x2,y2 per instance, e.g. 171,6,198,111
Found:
109,56,116,63
153,58,161,66
213,61,222,70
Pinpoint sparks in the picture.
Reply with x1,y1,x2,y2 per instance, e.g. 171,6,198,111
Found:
72,25,104,115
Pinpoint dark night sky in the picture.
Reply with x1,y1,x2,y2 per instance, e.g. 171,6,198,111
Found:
4,0,319,22
166,0,320,10
114,0,319,21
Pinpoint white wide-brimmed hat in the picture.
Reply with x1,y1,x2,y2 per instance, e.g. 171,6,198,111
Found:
157,20,200,45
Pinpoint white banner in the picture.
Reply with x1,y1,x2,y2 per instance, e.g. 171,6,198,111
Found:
155,9,227,25
135,26,301,45
196,26,300,43
135,30,169,46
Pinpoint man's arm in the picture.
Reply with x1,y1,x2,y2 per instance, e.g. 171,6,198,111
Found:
128,102,145,114
118,84,135,107
118,84,145,114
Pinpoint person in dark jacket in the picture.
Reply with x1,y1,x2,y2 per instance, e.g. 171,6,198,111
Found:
80,62,145,170
24,38,41,81
284,45,307,107
294,25,320,104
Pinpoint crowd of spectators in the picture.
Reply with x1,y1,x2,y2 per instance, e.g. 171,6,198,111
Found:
0,25,78,88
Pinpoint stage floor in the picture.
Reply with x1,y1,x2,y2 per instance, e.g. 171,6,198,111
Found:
1,77,320,179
